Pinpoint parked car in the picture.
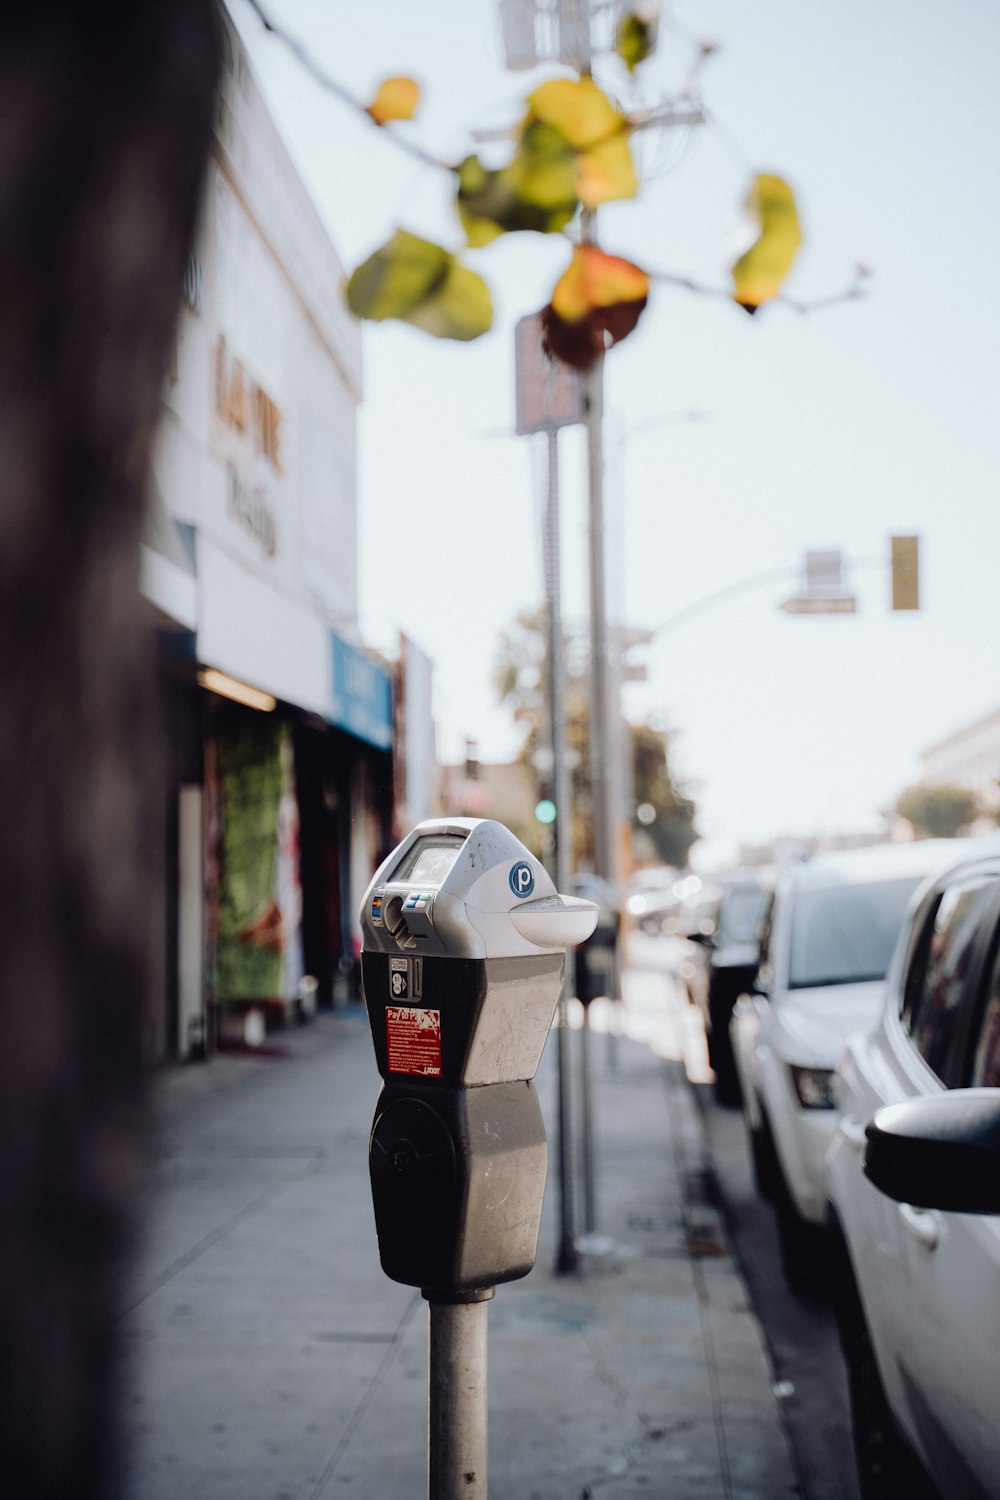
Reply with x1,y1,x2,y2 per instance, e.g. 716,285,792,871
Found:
676,879,724,1005
825,834,1000,1499
568,873,621,1004
730,840,964,1298
626,869,682,936
682,870,771,1105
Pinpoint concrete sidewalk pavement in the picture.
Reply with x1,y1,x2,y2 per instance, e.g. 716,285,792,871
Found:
121,963,798,1499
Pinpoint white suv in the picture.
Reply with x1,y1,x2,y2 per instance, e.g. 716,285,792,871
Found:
730,840,964,1298
826,835,1000,1499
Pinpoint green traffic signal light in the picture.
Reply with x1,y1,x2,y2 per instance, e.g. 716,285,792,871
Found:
534,798,557,825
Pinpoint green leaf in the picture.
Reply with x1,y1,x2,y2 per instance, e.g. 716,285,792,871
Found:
346,230,447,320
731,174,803,312
615,8,658,72
345,230,492,342
405,258,493,341
456,151,576,247
453,79,637,249
507,121,580,211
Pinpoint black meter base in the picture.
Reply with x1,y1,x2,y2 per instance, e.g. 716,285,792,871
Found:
369,1079,547,1296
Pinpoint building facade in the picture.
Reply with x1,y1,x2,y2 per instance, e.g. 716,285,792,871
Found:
919,707,1000,820
140,14,404,1060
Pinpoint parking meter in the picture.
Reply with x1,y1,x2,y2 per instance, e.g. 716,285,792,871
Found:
360,817,597,1300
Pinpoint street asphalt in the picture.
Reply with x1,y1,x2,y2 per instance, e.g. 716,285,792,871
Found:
120,956,799,1499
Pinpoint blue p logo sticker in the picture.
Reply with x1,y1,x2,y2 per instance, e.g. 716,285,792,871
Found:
509,861,535,899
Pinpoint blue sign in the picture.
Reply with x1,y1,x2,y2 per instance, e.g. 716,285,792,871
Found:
509,861,536,899
329,632,393,750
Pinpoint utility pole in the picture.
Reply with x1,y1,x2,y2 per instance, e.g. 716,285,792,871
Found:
575,11,612,1246
514,311,583,1273
580,206,615,886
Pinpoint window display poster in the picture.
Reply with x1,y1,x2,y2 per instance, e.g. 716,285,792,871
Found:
215,716,303,1002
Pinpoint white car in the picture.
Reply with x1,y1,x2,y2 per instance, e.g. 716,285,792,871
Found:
730,840,965,1298
825,835,1000,1499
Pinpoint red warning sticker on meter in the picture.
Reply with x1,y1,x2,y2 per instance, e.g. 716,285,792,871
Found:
385,1005,442,1076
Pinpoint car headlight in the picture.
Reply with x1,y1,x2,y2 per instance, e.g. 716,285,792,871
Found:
789,1065,836,1110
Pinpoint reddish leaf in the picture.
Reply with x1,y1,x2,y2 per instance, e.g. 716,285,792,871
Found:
541,247,649,369
551,245,649,320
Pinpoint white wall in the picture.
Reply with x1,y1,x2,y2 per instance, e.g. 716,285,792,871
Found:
150,10,364,716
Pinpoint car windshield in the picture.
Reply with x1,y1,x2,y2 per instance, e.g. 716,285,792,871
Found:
788,874,924,989
718,886,769,943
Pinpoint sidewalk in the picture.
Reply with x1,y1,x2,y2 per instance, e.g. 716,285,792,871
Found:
121,962,798,1499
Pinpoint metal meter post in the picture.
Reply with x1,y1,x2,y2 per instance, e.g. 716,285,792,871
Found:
360,818,597,1500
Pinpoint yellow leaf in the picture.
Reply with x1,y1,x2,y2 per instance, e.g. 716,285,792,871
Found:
345,230,492,342
528,77,624,149
526,79,638,207
366,76,420,126
551,246,649,322
576,130,639,208
731,174,803,312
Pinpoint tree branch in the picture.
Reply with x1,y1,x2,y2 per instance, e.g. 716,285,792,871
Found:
644,264,871,314
242,0,451,172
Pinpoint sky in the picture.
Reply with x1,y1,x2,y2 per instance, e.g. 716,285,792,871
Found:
228,0,1000,869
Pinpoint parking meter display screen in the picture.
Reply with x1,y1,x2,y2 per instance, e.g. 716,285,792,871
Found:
393,835,466,887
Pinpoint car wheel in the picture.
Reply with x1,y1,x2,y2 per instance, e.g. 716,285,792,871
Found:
747,1107,778,1201
835,1254,937,1500
765,1132,832,1300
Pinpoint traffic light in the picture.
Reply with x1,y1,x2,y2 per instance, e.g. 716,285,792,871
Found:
890,535,920,611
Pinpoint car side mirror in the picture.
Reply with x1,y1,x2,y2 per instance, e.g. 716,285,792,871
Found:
864,1090,1000,1215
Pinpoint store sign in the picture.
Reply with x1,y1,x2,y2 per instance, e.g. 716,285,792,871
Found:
226,463,276,559
215,336,284,562
330,633,392,750
514,312,583,435
216,336,283,472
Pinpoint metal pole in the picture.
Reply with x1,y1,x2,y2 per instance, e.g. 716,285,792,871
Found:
579,1005,596,1233
544,428,579,1275
428,1297,490,1500
578,203,610,1247
581,207,614,885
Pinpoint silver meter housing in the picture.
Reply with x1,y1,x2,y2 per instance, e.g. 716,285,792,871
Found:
361,817,598,960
